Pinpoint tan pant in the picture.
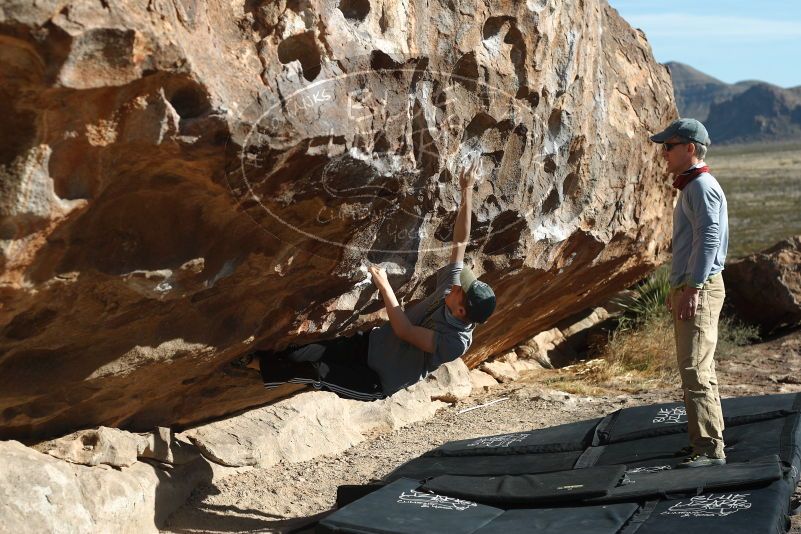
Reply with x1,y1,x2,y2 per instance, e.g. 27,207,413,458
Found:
671,273,726,458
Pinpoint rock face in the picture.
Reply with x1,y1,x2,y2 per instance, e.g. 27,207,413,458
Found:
0,439,222,534
725,236,801,332
0,0,675,441
32,425,196,467
470,369,499,390
33,426,147,468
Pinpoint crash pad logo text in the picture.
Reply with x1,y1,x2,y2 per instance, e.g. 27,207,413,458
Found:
626,465,672,474
652,406,687,424
398,490,477,511
662,493,752,518
465,433,529,448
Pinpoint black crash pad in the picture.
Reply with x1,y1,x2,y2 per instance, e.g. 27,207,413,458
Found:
421,465,626,505
318,478,503,534
425,417,603,457
319,393,801,534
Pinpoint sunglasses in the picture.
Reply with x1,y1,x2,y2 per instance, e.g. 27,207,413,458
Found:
661,142,687,152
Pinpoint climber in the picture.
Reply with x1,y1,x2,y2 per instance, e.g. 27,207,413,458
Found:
233,158,496,400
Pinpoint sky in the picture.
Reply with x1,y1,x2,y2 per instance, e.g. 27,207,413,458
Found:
607,0,801,88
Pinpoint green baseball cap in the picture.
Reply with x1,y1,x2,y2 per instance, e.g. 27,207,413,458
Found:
649,118,711,146
459,266,496,324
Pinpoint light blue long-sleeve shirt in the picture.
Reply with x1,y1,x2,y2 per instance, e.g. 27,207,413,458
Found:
670,165,729,288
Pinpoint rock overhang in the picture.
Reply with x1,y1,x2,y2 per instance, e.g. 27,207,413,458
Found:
0,0,677,441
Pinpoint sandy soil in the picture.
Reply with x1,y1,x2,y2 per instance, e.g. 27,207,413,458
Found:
164,328,801,533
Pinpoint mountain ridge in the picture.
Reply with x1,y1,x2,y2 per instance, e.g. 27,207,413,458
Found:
667,62,801,144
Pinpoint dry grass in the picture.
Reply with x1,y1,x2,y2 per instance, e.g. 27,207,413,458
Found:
540,313,759,396
717,316,761,357
601,314,678,385
539,316,678,394
524,259,760,397
531,316,678,395
556,268,681,393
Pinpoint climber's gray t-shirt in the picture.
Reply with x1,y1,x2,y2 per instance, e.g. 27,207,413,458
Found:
367,262,474,395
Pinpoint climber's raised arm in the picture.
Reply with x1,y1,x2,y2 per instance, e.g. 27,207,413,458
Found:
368,264,435,353
450,158,478,264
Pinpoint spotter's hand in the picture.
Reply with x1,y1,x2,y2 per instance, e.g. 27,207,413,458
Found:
677,287,700,320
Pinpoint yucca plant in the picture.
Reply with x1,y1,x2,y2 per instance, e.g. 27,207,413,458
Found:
614,265,671,332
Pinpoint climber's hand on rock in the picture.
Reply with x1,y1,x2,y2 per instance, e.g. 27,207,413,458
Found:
368,265,389,290
458,157,478,191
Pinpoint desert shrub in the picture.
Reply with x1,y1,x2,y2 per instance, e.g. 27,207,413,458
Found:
613,266,671,332
603,314,678,384
560,268,761,392
592,267,760,388
717,315,760,357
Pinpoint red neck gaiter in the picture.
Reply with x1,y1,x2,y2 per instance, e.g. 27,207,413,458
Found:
673,165,709,191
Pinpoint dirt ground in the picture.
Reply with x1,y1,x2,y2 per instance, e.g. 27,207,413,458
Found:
164,328,801,533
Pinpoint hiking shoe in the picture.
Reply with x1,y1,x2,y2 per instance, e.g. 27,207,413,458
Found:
676,453,726,468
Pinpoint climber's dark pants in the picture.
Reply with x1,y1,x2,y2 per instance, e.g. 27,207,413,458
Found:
256,331,385,401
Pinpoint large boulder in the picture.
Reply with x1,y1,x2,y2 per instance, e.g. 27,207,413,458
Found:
0,0,675,441
0,439,224,533
725,236,801,332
